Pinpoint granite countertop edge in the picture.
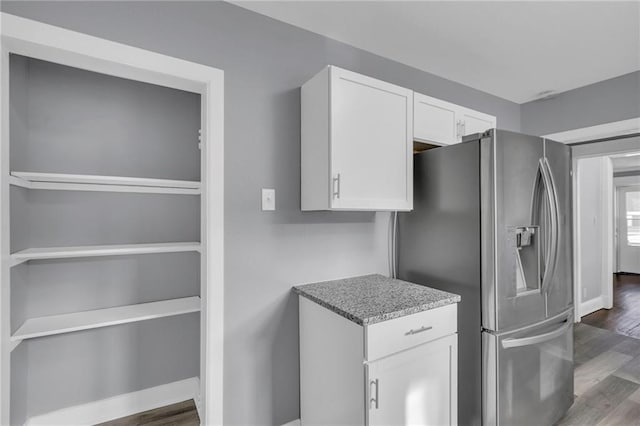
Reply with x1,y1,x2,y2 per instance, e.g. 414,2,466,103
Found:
293,275,461,326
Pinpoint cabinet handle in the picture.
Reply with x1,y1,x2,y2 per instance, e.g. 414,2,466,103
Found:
455,120,461,139
332,173,341,199
370,378,379,409
405,325,433,336
462,121,466,136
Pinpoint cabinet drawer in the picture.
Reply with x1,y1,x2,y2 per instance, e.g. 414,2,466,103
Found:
365,303,457,361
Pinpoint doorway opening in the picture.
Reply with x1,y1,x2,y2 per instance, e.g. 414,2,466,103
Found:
581,153,640,338
578,150,640,338
545,120,640,327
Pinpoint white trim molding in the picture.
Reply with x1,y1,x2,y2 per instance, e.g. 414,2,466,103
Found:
26,377,200,426
545,117,640,144
601,158,614,311
580,297,607,319
573,154,614,323
1,13,224,425
615,176,640,187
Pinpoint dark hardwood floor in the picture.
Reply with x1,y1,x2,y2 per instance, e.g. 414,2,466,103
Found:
583,273,640,339
96,399,199,426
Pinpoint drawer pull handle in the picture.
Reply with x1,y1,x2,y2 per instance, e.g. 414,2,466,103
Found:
405,326,433,336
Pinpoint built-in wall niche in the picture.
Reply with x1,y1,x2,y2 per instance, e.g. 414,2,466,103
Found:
10,253,200,332
9,188,200,251
7,53,204,424
11,315,200,424
9,55,201,180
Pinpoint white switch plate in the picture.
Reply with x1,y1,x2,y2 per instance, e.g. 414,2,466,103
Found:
262,188,275,211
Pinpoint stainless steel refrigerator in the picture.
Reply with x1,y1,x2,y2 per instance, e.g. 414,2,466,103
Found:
398,129,574,426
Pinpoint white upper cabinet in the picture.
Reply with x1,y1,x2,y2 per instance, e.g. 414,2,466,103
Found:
414,92,497,146
301,66,413,211
413,93,459,145
459,106,496,138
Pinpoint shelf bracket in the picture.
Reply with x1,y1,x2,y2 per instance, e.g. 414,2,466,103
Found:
8,175,33,189
9,339,21,353
9,257,26,268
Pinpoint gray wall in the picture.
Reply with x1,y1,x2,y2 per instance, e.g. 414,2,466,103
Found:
521,71,640,136
10,55,201,179
1,2,522,424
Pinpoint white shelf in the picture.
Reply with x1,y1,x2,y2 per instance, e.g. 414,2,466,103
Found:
9,171,201,195
11,296,201,342
10,242,201,266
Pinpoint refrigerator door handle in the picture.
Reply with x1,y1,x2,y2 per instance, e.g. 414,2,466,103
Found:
501,320,570,349
539,157,560,293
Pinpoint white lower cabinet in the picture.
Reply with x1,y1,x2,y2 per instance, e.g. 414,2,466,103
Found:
367,334,457,426
299,297,458,426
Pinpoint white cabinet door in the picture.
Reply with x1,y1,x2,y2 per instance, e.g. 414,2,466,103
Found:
413,92,496,146
367,334,458,426
413,93,459,146
330,67,413,211
459,107,496,138
301,66,413,211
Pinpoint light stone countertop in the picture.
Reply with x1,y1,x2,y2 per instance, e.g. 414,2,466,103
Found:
293,274,461,326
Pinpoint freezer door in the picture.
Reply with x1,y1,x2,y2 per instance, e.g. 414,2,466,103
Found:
482,130,569,331
483,311,574,426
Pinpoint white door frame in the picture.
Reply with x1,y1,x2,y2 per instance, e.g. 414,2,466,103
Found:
0,14,225,425
545,118,640,322
573,156,614,319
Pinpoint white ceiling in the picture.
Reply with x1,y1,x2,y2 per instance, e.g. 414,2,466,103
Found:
232,1,640,104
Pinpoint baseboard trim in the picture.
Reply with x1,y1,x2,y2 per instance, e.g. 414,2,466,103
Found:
26,377,200,425
281,420,301,426
581,296,605,318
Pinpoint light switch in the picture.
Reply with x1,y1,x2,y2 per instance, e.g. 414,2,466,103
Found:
262,188,275,211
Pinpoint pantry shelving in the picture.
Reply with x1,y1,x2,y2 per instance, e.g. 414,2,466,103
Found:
10,171,201,195
11,296,201,343
1,14,224,425
10,242,202,266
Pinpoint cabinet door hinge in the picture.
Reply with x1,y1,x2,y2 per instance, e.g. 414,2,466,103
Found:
332,173,341,199
370,378,379,409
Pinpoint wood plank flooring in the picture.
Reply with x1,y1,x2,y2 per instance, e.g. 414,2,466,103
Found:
583,273,640,339
557,323,640,425
96,399,199,426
